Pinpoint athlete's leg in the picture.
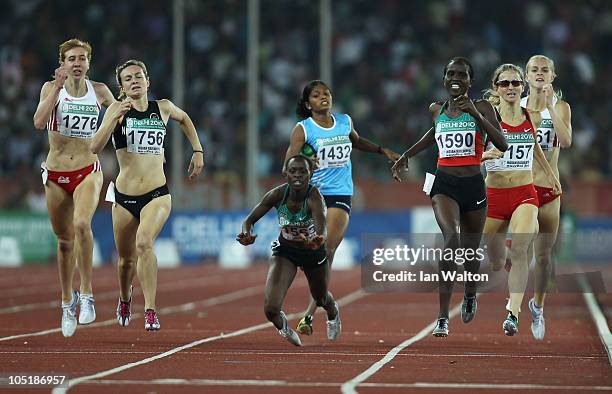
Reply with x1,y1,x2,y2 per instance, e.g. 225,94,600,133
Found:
45,182,76,304
431,194,461,319
264,256,298,329
459,207,487,296
303,207,348,316
483,218,510,271
533,198,560,307
136,195,172,311
71,171,103,296
303,262,337,320
112,203,138,302
507,204,539,317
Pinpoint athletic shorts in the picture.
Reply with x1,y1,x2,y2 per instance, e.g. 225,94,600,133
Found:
535,185,560,208
324,195,352,215
106,182,170,220
487,184,539,221
41,161,101,195
271,238,327,269
429,170,487,212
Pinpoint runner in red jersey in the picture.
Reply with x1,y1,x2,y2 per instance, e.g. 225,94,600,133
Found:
481,64,561,337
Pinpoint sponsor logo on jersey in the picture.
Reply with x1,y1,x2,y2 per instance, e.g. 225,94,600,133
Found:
58,176,70,184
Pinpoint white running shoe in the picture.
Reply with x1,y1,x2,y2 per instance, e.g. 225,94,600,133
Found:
529,298,545,340
278,311,302,346
78,293,96,324
326,302,341,341
61,290,79,337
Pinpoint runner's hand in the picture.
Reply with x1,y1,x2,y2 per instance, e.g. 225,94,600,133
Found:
453,95,479,117
53,65,68,89
188,151,204,180
543,84,555,109
481,148,504,162
299,233,326,250
391,154,409,182
236,232,257,245
550,176,562,195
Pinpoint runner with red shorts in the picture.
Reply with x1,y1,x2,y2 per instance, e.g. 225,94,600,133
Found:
519,55,572,340
481,64,561,337
33,38,115,337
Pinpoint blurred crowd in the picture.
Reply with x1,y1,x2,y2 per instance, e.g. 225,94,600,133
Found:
1,0,610,209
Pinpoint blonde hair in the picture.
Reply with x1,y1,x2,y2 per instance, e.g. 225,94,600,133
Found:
525,54,562,100
115,59,149,100
483,63,525,107
58,38,92,63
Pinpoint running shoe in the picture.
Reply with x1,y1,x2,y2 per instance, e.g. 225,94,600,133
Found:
296,315,313,336
144,309,160,331
503,312,519,336
278,311,302,346
528,298,545,340
461,294,477,323
432,318,449,337
61,290,79,337
78,293,96,324
326,302,341,341
116,286,133,327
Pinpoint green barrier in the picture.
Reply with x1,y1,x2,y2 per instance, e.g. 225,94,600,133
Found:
0,211,56,264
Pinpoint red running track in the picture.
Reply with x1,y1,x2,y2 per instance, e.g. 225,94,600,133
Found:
0,265,610,394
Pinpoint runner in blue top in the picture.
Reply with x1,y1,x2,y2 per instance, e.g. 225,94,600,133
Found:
284,80,400,335
237,155,341,346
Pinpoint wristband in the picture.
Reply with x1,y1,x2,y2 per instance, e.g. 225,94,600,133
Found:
377,145,384,154
193,150,203,154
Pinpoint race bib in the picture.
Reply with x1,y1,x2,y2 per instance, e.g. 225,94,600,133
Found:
58,103,99,138
125,117,166,155
316,136,352,169
485,132,534,171
435,121,477,158
536,119,556,151
281,225,316,241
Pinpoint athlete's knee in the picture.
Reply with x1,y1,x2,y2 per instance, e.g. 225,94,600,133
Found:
534,248,552,265
135,234,154,256
118,256,136,271
73,218,91,239
56,236,74,254
510,238,532,257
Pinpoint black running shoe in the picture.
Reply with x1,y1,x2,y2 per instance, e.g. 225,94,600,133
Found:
461,294,477,323
432,318,449,337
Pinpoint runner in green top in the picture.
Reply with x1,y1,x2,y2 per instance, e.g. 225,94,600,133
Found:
237,155,341,346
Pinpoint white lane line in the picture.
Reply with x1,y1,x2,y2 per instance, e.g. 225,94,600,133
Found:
341,301,462,394
0,285,264,342
579,274,612,366
51,289,367,394
361,382,612,391
1,350,606,360
76,379,612,391
0,271,261,314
